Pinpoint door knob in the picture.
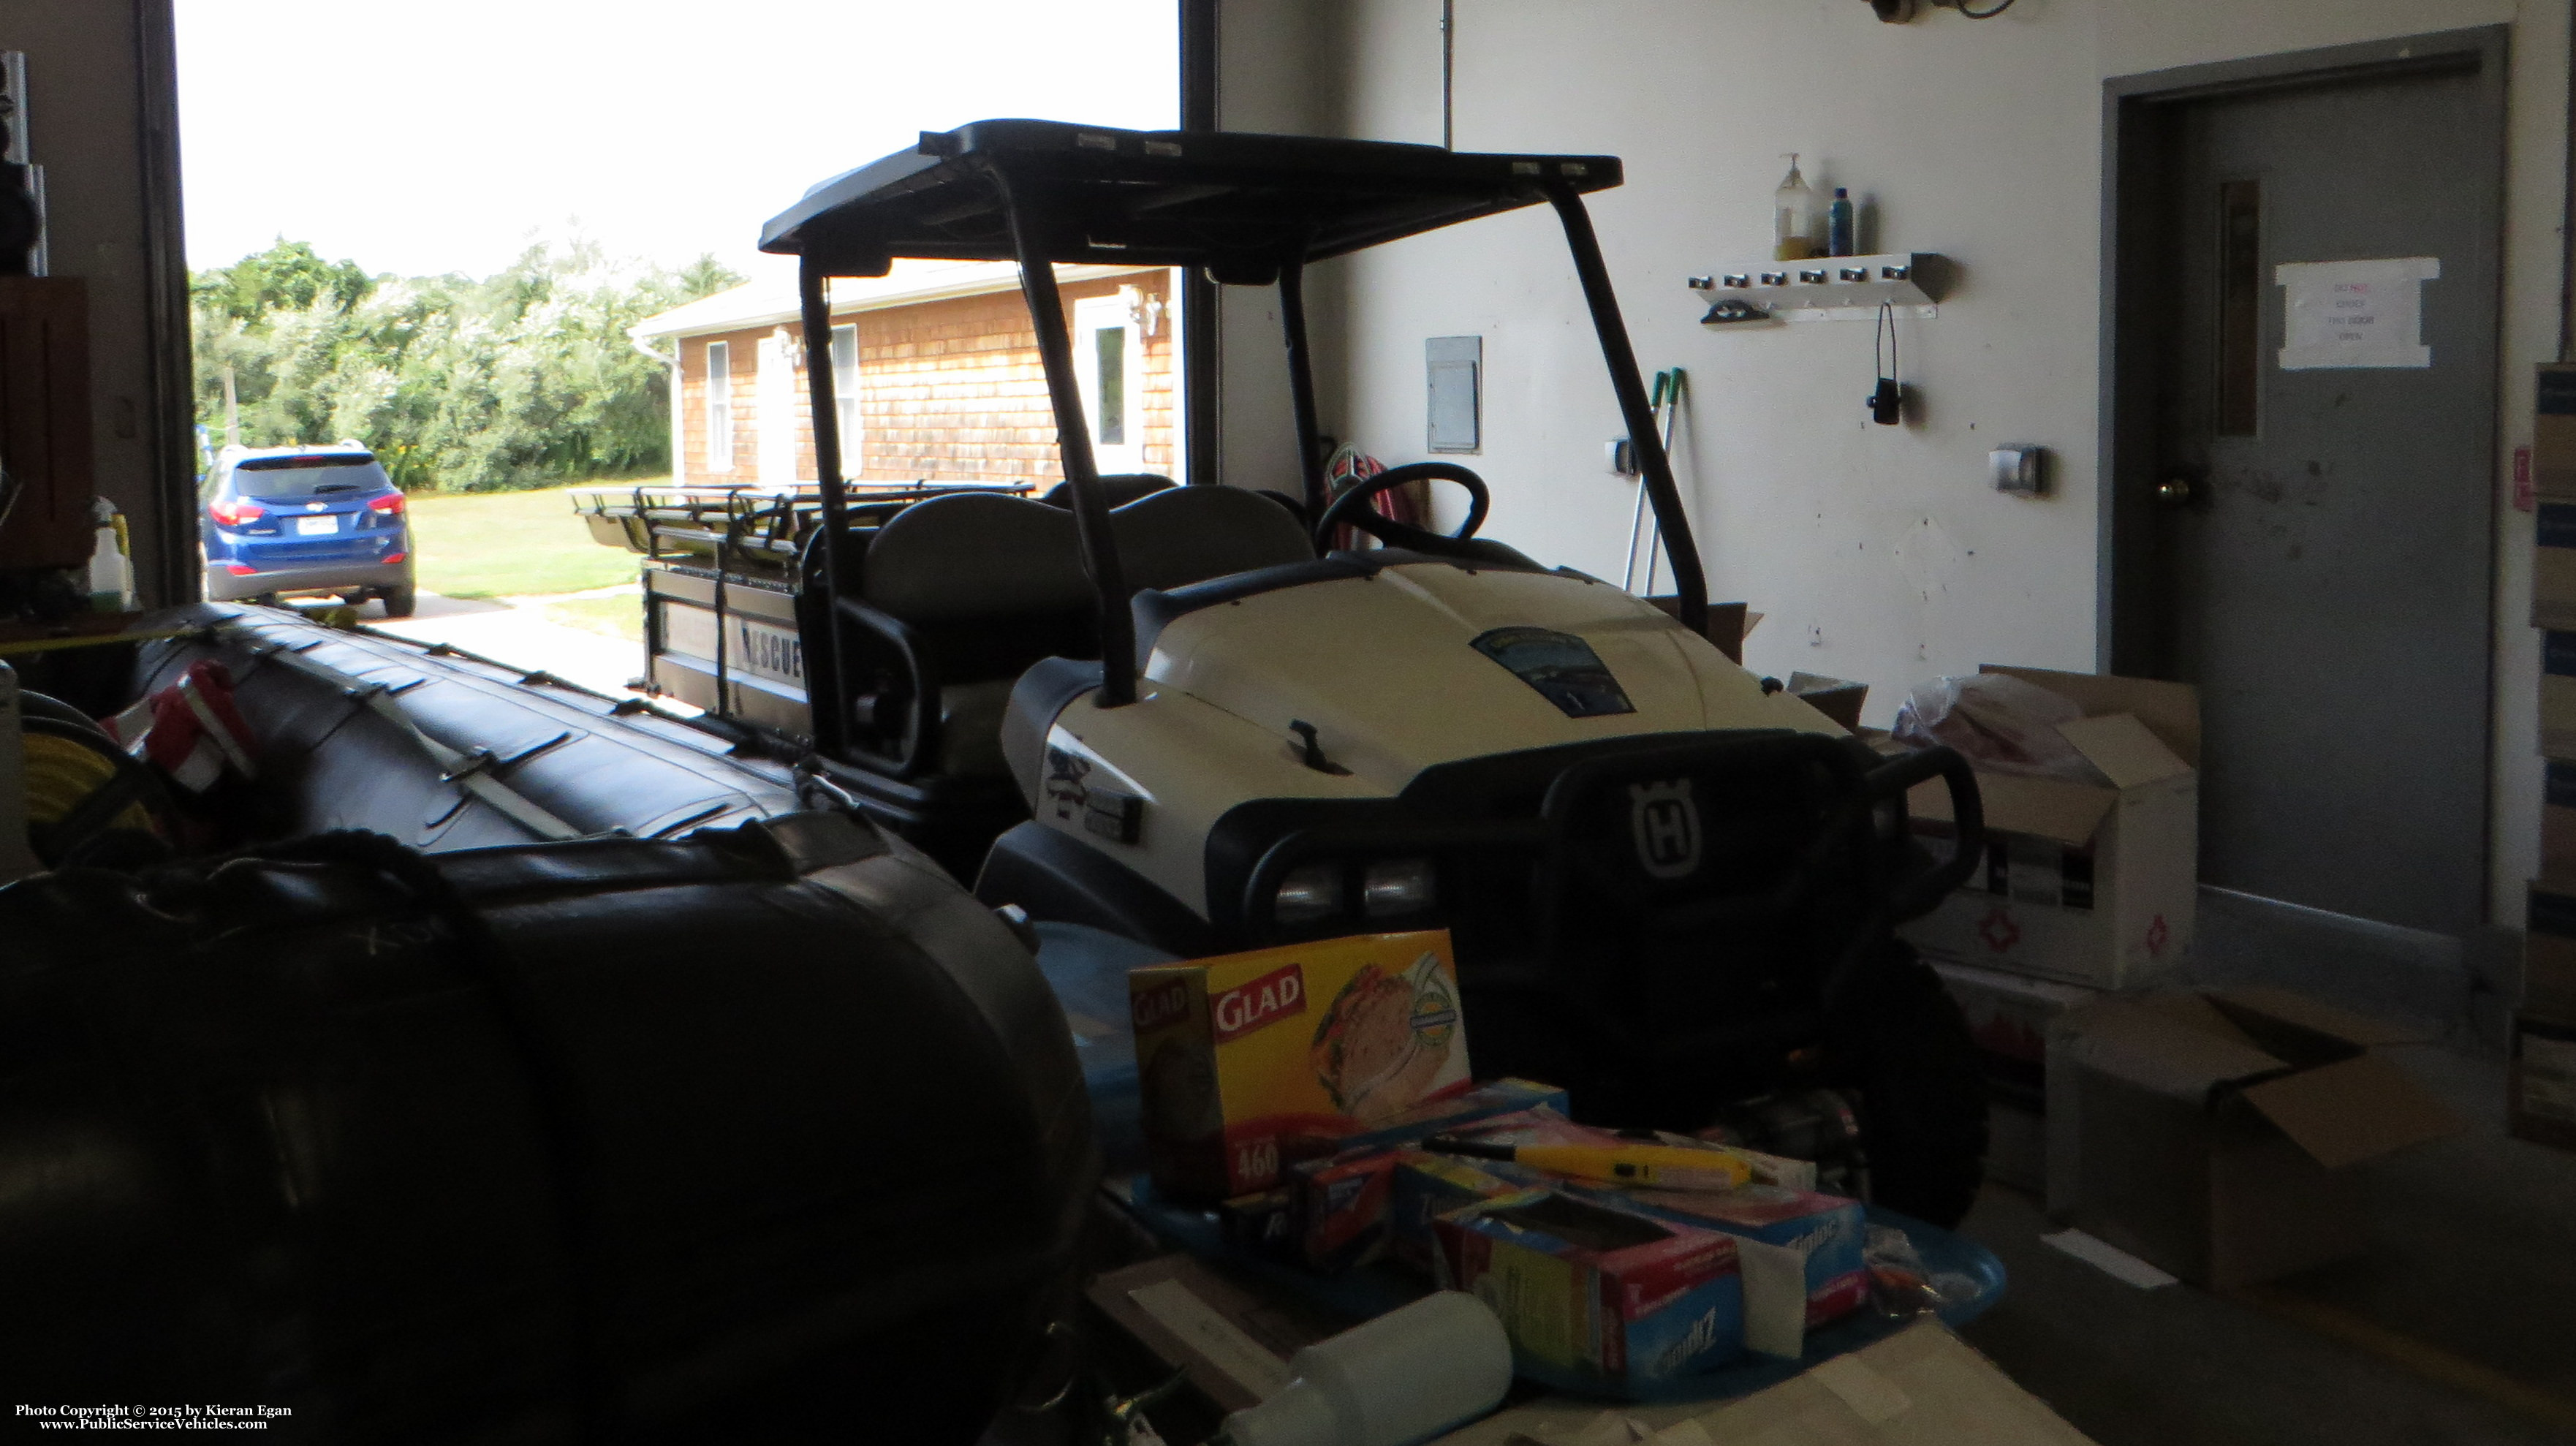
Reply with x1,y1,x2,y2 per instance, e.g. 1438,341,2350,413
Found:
2156,476,2196,508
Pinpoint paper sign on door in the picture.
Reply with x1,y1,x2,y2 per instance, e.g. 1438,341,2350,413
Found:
2276,257,2439,370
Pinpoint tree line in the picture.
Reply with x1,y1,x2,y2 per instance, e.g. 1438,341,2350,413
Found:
191,239,740,492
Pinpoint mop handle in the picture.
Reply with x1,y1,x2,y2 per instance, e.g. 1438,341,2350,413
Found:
1640,368,1686,597
1623,370,1673,594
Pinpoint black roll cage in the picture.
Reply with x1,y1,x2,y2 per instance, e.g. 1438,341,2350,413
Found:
760,119,1704,733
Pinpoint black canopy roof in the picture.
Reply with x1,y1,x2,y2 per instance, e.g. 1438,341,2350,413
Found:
758,119,1621,280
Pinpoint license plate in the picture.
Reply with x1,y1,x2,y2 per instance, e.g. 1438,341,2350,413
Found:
295,515,338,535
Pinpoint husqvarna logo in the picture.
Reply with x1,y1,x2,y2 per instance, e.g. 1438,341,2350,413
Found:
1629,779,1702,880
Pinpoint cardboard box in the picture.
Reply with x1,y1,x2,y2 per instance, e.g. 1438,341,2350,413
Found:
2545,761,2576,883
1083,1255,1330,1415
1132,930,1469,1199
1389,1151,1545,1271
1606,1184,1869,1336
1933,961,2096,1192
2528,883,2576,1021
2535,363,2576,499
2537,501,2576,630
1286,1081,1569,1270
1428,1319,2105,1445
1432,1189,1746,1387
2511,1013,2576,1151
2044,987,2461,1288
1902,666,2200,989
1933,959,2099,1072
2545,632,2576,760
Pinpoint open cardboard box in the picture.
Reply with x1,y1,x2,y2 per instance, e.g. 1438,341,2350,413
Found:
2045,986,2461,1289
1900,665,2200,990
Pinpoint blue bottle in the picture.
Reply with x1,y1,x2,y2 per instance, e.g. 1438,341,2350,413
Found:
1827,187,1856,257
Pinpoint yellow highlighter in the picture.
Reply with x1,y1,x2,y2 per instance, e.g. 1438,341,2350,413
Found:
1423,1135,1752,1192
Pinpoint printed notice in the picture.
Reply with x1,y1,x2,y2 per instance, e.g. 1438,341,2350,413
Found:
2277,257,2439,370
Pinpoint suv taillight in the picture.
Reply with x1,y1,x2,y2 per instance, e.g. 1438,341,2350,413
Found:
368,493,406,515
208,499,265,527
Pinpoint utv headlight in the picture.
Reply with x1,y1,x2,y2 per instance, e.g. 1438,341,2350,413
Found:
1274,863,1343,925
1362,858,1436,918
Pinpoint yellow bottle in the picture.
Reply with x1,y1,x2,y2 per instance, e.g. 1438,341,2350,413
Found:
1774,153,1819,262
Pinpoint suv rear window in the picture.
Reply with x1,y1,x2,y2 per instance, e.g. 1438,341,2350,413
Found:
232,455,389,499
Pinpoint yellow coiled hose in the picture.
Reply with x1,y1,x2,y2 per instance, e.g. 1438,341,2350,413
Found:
20,727,159,854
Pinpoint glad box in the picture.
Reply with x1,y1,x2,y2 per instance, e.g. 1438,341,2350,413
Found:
1900,666,2200,990
1131,930,1470,1200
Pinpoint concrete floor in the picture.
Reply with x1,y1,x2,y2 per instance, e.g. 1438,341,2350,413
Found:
1958,1041,2576,1445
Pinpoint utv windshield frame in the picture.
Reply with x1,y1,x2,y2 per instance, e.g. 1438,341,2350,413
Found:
759,118,1704,733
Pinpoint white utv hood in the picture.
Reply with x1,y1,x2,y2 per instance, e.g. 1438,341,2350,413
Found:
1032,561,1844,915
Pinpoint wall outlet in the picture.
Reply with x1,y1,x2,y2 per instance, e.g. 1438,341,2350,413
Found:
1991,444,2046,496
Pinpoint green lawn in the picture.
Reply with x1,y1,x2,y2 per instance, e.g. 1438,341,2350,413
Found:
407,483,656,599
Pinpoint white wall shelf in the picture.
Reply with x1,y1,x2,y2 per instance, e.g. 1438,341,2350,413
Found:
1689,252,1946,324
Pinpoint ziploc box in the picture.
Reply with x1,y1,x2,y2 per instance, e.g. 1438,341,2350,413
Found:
1288,1081,1569,1271
1607,1186,1869,1334
1433,1189,1745,1388
1132,930,1469,1200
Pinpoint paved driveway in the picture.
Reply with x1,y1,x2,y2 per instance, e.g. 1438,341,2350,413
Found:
368,586,654,700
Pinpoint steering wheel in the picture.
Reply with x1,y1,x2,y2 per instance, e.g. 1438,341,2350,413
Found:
1311,461,1491,554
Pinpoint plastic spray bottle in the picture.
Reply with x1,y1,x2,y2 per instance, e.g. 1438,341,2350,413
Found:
1774,154,1819,262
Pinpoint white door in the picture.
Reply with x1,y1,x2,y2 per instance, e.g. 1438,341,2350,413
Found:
1072,294,1144,474
757,328,798,485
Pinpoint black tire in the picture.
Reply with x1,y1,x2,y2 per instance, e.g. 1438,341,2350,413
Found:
1834,941,1988,1230
379,586,417,618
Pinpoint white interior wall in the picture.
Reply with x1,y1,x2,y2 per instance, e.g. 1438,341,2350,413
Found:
1265,0,2564,924
1210,0,1352,496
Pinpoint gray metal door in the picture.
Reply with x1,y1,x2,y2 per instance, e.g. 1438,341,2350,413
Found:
2135,56,2499,934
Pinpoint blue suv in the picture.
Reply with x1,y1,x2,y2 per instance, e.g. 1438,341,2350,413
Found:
201,444,416,616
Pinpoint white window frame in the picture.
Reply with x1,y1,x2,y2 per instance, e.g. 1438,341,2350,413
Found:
1072,293,1144,474
830,322,861,471
704,339,735,473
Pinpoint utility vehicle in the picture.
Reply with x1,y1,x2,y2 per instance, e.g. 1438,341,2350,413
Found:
595,120,1991,1224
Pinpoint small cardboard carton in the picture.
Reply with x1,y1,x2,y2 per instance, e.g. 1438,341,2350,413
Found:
1933,959,2099,1073
1083,1254,1333,1415
2045,987,2461,1288
2536,501,2576,630
2544,632,2576,760
1286,1082,1569,1270
1901,666,2200,990
2535,363,2576,499
1603,1184,1870,1348
1132,930,1469,1200
1379,1108,1800,1273
2510,1013,2576,1151
2545,761,2576,882
2527,883,2576,1021
1933,961,2100,1190
1432,1188,1746,1388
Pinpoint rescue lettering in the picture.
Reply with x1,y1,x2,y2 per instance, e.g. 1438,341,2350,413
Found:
1211,964,1306,1043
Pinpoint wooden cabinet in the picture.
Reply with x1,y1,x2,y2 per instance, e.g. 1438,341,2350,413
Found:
0,276,92,569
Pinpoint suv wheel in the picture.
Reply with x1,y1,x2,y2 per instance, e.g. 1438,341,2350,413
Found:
379,586,417,618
